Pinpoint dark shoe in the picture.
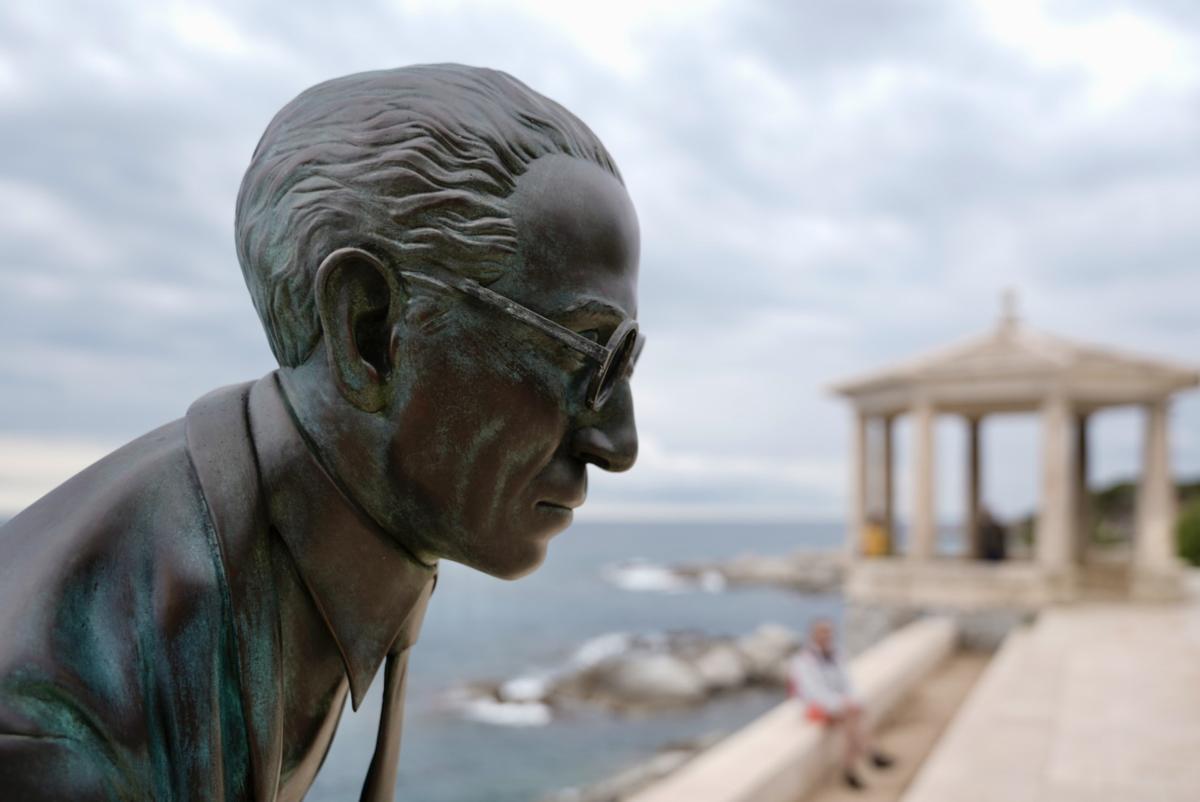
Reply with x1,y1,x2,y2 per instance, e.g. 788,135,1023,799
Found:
843,770,865,790
870,751,895,769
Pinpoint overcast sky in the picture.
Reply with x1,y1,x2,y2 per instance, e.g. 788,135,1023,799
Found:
1,0,1198,525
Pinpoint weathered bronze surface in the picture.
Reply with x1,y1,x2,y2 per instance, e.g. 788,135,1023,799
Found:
0,64,640,800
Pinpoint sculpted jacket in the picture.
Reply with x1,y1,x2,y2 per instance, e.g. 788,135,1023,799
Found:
0,377,436,801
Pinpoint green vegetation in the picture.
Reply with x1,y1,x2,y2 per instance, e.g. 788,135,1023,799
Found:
1178,499,1200,567
1014,478,1200,557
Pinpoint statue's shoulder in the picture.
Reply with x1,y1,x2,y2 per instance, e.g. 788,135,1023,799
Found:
0,402,236,647
0,383,266,795
0,380,262,663
0,415,201,555
0,380,257,557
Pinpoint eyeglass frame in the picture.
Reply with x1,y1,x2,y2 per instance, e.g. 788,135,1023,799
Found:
399,269,644,411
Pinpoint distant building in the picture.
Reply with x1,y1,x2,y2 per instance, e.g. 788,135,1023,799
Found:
831,293,1198,609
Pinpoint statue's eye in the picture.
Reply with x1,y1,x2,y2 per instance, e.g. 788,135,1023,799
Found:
579,329,602,344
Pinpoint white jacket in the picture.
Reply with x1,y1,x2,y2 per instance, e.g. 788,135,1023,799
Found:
790,647,857,715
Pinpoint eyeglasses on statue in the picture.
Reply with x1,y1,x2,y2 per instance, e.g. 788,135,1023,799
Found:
400,269,643,411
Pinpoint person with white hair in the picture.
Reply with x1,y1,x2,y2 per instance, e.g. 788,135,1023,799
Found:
790,618,894,790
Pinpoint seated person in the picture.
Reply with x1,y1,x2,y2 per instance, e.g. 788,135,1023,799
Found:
980,507,1008,561
789,618,894,790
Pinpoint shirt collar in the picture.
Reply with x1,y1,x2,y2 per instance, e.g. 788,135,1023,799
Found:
808,644,836,662
248,372,437,710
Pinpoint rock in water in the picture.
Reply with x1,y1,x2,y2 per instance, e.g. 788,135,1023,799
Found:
692,643,748,691
451,624,805,721
578,653,707,709
736,623,802,682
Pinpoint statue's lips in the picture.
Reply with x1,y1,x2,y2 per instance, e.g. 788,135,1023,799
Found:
535,500,581,512
535,488,585,513
535,473,587,513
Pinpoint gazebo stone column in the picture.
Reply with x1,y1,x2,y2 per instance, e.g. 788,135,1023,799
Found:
966,416,982,558
849,410,868,558
881,415,894,553
909,398,936,560
1134,399,1180,593
1074,413,1090,563
1037,394,1076,582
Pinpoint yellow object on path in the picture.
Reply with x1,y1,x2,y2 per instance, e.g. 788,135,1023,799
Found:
863,522,890,557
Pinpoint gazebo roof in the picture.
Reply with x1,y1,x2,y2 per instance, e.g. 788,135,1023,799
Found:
831,296,1200,417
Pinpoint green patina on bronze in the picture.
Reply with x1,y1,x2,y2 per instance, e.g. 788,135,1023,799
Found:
0,64,641,801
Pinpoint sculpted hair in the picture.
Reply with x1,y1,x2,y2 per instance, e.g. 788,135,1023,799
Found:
235,63,622,367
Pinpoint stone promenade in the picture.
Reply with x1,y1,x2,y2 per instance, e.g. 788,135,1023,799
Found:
901,598,1200,802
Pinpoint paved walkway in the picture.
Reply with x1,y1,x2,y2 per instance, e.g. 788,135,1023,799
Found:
801,652,990,802
903,600,1200,802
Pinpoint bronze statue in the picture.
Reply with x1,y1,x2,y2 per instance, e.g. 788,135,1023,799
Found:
0,64,641,801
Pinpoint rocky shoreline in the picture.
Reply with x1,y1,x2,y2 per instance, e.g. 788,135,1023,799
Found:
446,550,843,798
672,549,845,592
602,549,845,595
446,623,804,723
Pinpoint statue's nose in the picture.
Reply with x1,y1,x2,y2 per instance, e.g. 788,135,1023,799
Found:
570,390,638,473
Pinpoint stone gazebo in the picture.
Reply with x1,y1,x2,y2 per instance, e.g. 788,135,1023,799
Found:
831,297,1198,608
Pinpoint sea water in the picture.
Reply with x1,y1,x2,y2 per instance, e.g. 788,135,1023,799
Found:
308,520,844,802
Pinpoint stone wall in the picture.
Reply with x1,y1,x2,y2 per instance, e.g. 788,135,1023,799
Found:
624,616,960,802
846,602,1032,655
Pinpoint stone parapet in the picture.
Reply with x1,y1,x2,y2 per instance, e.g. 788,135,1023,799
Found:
625,616,959,802
846,557,1076,609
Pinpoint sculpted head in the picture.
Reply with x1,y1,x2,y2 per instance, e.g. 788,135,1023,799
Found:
235,64,640,579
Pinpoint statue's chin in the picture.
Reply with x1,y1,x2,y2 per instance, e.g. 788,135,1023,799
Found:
467,529,554,581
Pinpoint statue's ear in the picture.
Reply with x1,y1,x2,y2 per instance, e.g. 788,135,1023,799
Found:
314,247,403,413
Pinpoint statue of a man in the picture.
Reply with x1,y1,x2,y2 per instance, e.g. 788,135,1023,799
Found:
0,64,641,801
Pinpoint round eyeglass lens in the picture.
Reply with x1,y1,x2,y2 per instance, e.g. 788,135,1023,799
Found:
588,321,639,410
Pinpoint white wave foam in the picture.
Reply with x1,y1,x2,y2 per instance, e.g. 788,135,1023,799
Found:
698,569,727,593
601,560,691,594
602,559,728,595
499,674,551,703
570,631,634,668
461,698,553,727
